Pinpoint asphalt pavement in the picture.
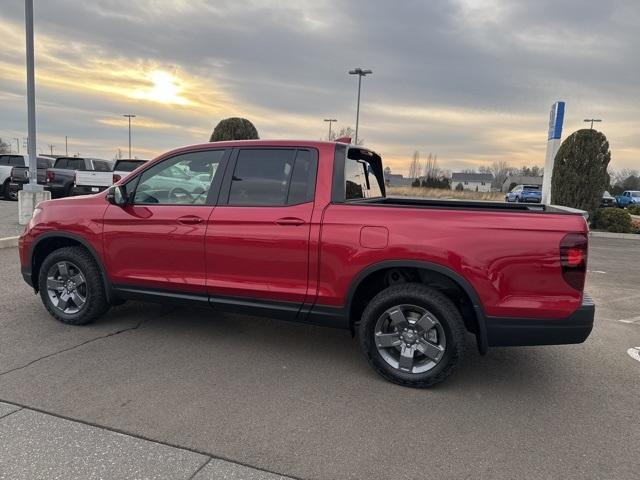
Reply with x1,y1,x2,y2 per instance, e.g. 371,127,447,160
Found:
0,236,639,479
0,200,23,238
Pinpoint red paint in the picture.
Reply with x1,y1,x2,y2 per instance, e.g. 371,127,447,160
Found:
19,139,589,323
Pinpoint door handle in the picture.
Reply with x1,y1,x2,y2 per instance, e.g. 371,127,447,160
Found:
177,216,204,225
275,217,305,226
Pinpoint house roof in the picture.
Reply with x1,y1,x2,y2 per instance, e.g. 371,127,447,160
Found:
451,172,494,182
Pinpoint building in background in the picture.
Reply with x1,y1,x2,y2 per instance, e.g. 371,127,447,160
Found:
384,173,413,187
501,175,543,192
451,173,493,192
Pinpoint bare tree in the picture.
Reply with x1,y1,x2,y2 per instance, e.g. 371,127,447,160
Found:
422,153,439,179
113,148,123,160
333,126,362,145
0,138,11,154
408,151,421,180
490,160,513,190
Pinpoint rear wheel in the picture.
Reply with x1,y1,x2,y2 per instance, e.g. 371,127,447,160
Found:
38,246,110,325
358,284,466,388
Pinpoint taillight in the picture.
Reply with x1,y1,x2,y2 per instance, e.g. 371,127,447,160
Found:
113,174,121,183
46,170,55,182
560,233,588,290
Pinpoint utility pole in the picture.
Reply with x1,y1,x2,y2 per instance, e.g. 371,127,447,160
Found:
323,119,337,140
14,138,19,154
348,68,372,145
123,114,136,158
65,135,68,155
48,144,54,155
584,118,601,129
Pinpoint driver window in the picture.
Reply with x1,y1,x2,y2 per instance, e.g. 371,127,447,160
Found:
133,150,224,205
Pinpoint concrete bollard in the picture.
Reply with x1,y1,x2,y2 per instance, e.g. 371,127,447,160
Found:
18,189,51,225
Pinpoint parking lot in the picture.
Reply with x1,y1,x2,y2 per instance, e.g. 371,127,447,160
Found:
0,233,639,479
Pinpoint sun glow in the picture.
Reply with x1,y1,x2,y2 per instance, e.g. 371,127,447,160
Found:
132,70,189,105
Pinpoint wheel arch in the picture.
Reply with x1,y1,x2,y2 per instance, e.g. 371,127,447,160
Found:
346,260,488,354
29,232,114,303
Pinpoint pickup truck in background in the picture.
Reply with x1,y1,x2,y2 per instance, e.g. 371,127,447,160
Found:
72,159,147,196
19,139,594,388
0,154,41,200
7,156,56,201
615,190,640,207
45,157,113,198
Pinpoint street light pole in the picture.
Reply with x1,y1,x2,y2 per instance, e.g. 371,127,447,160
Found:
348,68,372,145
323,118,337,140
24,0,40,191
584,118,602,129
65,135,68,156
14,138,19,154
123,114,136,158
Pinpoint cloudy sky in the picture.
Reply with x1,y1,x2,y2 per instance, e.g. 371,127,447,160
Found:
1,0,638,174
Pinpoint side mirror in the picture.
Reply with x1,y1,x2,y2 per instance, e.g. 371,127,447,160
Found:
106,185,127,206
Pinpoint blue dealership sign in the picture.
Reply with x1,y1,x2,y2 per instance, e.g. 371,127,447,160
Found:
548,101,565,140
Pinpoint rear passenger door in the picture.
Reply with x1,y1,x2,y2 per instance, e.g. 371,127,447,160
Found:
205,148,318,310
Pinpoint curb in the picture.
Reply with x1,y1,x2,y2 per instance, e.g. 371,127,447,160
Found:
590,231,640,240
0,236,19,249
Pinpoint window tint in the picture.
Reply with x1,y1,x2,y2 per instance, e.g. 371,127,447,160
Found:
345,158,382,200
66,158,86,170
9,156,25,166
116,160,145,172
93,160,112,172
286,150,316,204
228,149,297,205
37,158,54,169
133,150,224,205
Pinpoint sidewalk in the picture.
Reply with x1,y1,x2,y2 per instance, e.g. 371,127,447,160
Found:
0,200,23,239
0,401,294,480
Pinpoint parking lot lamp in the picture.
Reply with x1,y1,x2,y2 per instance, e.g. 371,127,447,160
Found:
324,119,337,140
348,68,372,144
584,118,601,129
123,114,136,158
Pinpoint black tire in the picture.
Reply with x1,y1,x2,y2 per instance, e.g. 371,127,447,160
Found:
1,179,9,199
38,246,110,325
358,284,466,388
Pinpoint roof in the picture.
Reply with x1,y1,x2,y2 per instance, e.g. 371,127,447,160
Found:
451,172,494,182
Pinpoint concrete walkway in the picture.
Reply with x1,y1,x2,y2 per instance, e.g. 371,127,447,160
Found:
0,401,294,480
0,200,23,239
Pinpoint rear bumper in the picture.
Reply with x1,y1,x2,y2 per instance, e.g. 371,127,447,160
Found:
485,294,595,347
71,185,109,196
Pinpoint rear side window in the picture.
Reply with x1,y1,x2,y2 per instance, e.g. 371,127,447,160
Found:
227,149,317,206
345,158,382,200
228,149,296,206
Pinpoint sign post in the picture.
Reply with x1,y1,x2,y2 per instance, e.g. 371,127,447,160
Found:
541,101,565,205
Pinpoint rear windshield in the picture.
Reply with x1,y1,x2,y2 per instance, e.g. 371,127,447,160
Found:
37,158,54,169
523,185,540,191
92,160,113,172
54,157,86,170
115,160,145,172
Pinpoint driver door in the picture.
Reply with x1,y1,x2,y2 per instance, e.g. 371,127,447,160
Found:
103,149,228,294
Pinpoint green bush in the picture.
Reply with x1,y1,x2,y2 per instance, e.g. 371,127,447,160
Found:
627,204,640,216
592,208,634,233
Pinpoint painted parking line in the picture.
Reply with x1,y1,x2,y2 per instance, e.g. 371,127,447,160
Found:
627,347,640,363
587,270,607,274
618,317,640,324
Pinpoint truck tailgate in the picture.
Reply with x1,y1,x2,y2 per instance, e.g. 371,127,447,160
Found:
75,171,113,187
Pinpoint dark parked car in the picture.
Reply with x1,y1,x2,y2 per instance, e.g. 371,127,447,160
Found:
8,157,55,200
45,157,113,198
601,191,616,207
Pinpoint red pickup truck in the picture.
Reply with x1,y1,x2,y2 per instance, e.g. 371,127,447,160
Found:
19,140,594,387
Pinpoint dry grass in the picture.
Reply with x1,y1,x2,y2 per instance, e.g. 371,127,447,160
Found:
386,186,504,201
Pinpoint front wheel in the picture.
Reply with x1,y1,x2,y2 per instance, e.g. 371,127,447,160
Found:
38,246,110,325
358,284,466,388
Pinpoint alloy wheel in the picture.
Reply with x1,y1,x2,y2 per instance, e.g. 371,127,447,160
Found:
45,261,88,315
